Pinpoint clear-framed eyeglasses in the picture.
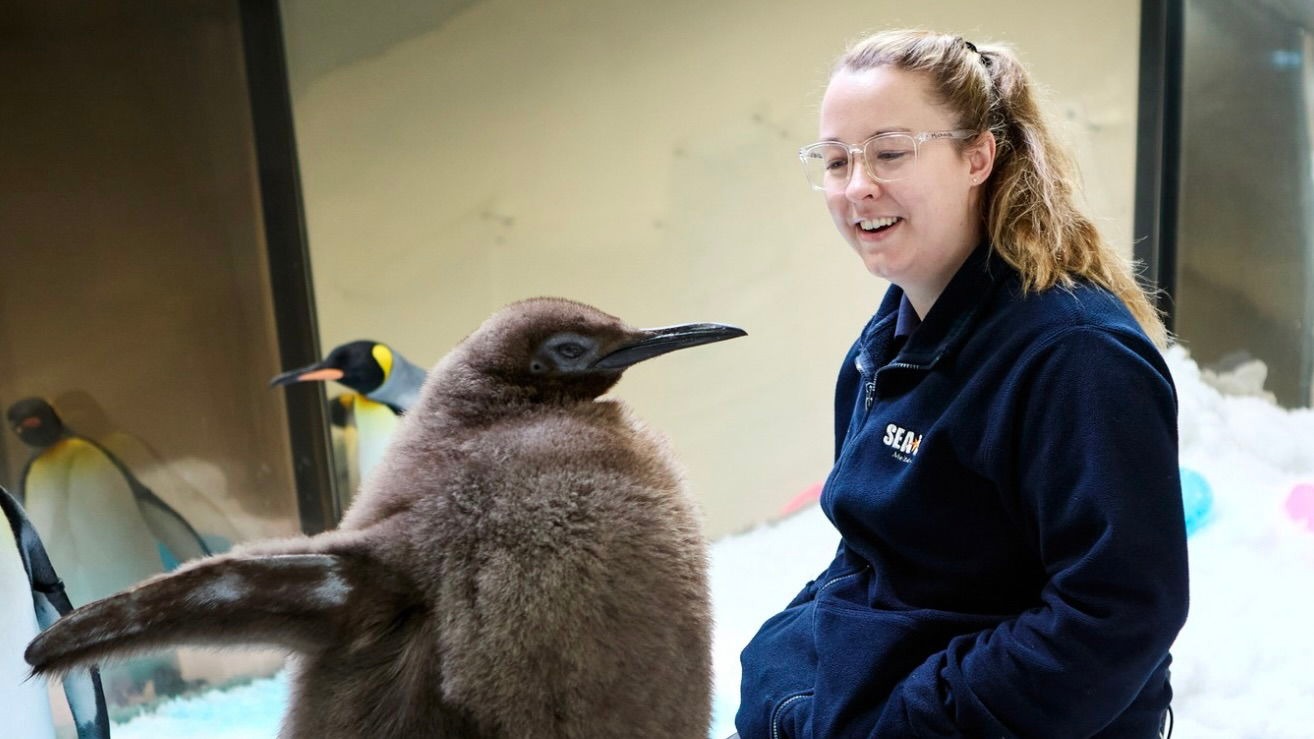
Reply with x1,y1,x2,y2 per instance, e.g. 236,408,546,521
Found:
798,129,979,192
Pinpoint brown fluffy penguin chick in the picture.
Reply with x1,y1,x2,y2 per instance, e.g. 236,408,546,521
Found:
26,297,745,739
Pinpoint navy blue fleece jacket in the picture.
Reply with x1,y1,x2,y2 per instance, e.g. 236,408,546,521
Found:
737,244,1190,737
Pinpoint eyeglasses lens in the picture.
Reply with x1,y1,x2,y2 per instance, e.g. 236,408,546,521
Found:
801,135,917,191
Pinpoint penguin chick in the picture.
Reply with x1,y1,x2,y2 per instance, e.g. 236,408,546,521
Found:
28,297,745,739
270,340,426,413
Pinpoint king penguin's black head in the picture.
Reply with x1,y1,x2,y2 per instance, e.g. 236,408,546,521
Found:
270,340,389,395
6,397,67,449
457,297,746,403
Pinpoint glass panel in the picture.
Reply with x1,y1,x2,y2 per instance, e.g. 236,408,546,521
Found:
0,0,299,726
1176,0,1314,406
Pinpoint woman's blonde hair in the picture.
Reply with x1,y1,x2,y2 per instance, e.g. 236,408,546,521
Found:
837,30,1167,346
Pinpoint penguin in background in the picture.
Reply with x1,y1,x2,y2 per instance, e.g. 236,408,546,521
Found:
8,398,211,702
1,485,109,739
325,393,357,497
28,298,742,738
324,392,397,499
7,398,213,586
270,339,427,413
270,340,426,491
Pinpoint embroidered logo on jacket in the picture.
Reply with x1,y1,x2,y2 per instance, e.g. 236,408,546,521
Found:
882,423,922,462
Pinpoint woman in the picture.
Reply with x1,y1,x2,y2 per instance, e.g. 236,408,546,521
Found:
736,30,1189,738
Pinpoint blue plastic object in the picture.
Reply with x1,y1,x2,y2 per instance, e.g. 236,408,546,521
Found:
1180,467,1214,536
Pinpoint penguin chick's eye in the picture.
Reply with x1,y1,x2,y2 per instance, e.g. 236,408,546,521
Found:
555,342,586,359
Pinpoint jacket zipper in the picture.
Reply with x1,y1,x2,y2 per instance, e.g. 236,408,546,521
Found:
818,565,869,596
771,692,812,739
863,360,930,411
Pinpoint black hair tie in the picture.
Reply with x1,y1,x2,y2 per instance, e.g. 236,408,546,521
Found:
963,39,991,67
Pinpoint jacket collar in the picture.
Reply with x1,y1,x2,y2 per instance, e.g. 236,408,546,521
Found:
857,242,1006,377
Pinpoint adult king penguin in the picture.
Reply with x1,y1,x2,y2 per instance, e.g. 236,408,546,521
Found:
9,397,211,701
28,298,743,738
7,398,212,600
1,485,109,739
271,340,426,488
270,339,426,413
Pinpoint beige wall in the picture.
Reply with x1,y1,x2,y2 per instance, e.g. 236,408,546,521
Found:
284,0,1142,537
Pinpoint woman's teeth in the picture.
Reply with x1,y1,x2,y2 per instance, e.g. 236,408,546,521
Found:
858,217,899,232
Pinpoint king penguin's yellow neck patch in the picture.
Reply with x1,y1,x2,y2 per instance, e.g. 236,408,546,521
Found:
371,344,394,380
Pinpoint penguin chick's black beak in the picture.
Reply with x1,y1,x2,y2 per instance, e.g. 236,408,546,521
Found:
591,323,747,370
269,363,345,388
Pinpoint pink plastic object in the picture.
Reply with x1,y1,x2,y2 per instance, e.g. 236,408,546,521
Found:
779,482,824,517
1285,484,1314,532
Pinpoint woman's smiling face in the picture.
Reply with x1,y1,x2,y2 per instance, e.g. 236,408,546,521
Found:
819,65,993,313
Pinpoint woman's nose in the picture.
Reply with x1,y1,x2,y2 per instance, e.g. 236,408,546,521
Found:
844,155,884,201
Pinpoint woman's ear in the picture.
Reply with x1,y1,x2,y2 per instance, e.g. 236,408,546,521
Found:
966,131,997,185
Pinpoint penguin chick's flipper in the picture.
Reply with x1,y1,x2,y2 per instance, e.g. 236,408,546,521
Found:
26,551,414,678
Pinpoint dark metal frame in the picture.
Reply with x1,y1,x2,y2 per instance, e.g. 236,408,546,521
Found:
1133,0,1185,332
238,0,339,534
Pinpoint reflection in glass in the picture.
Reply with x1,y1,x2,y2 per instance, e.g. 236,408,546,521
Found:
1176,0,1314,406
2,0,302,724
